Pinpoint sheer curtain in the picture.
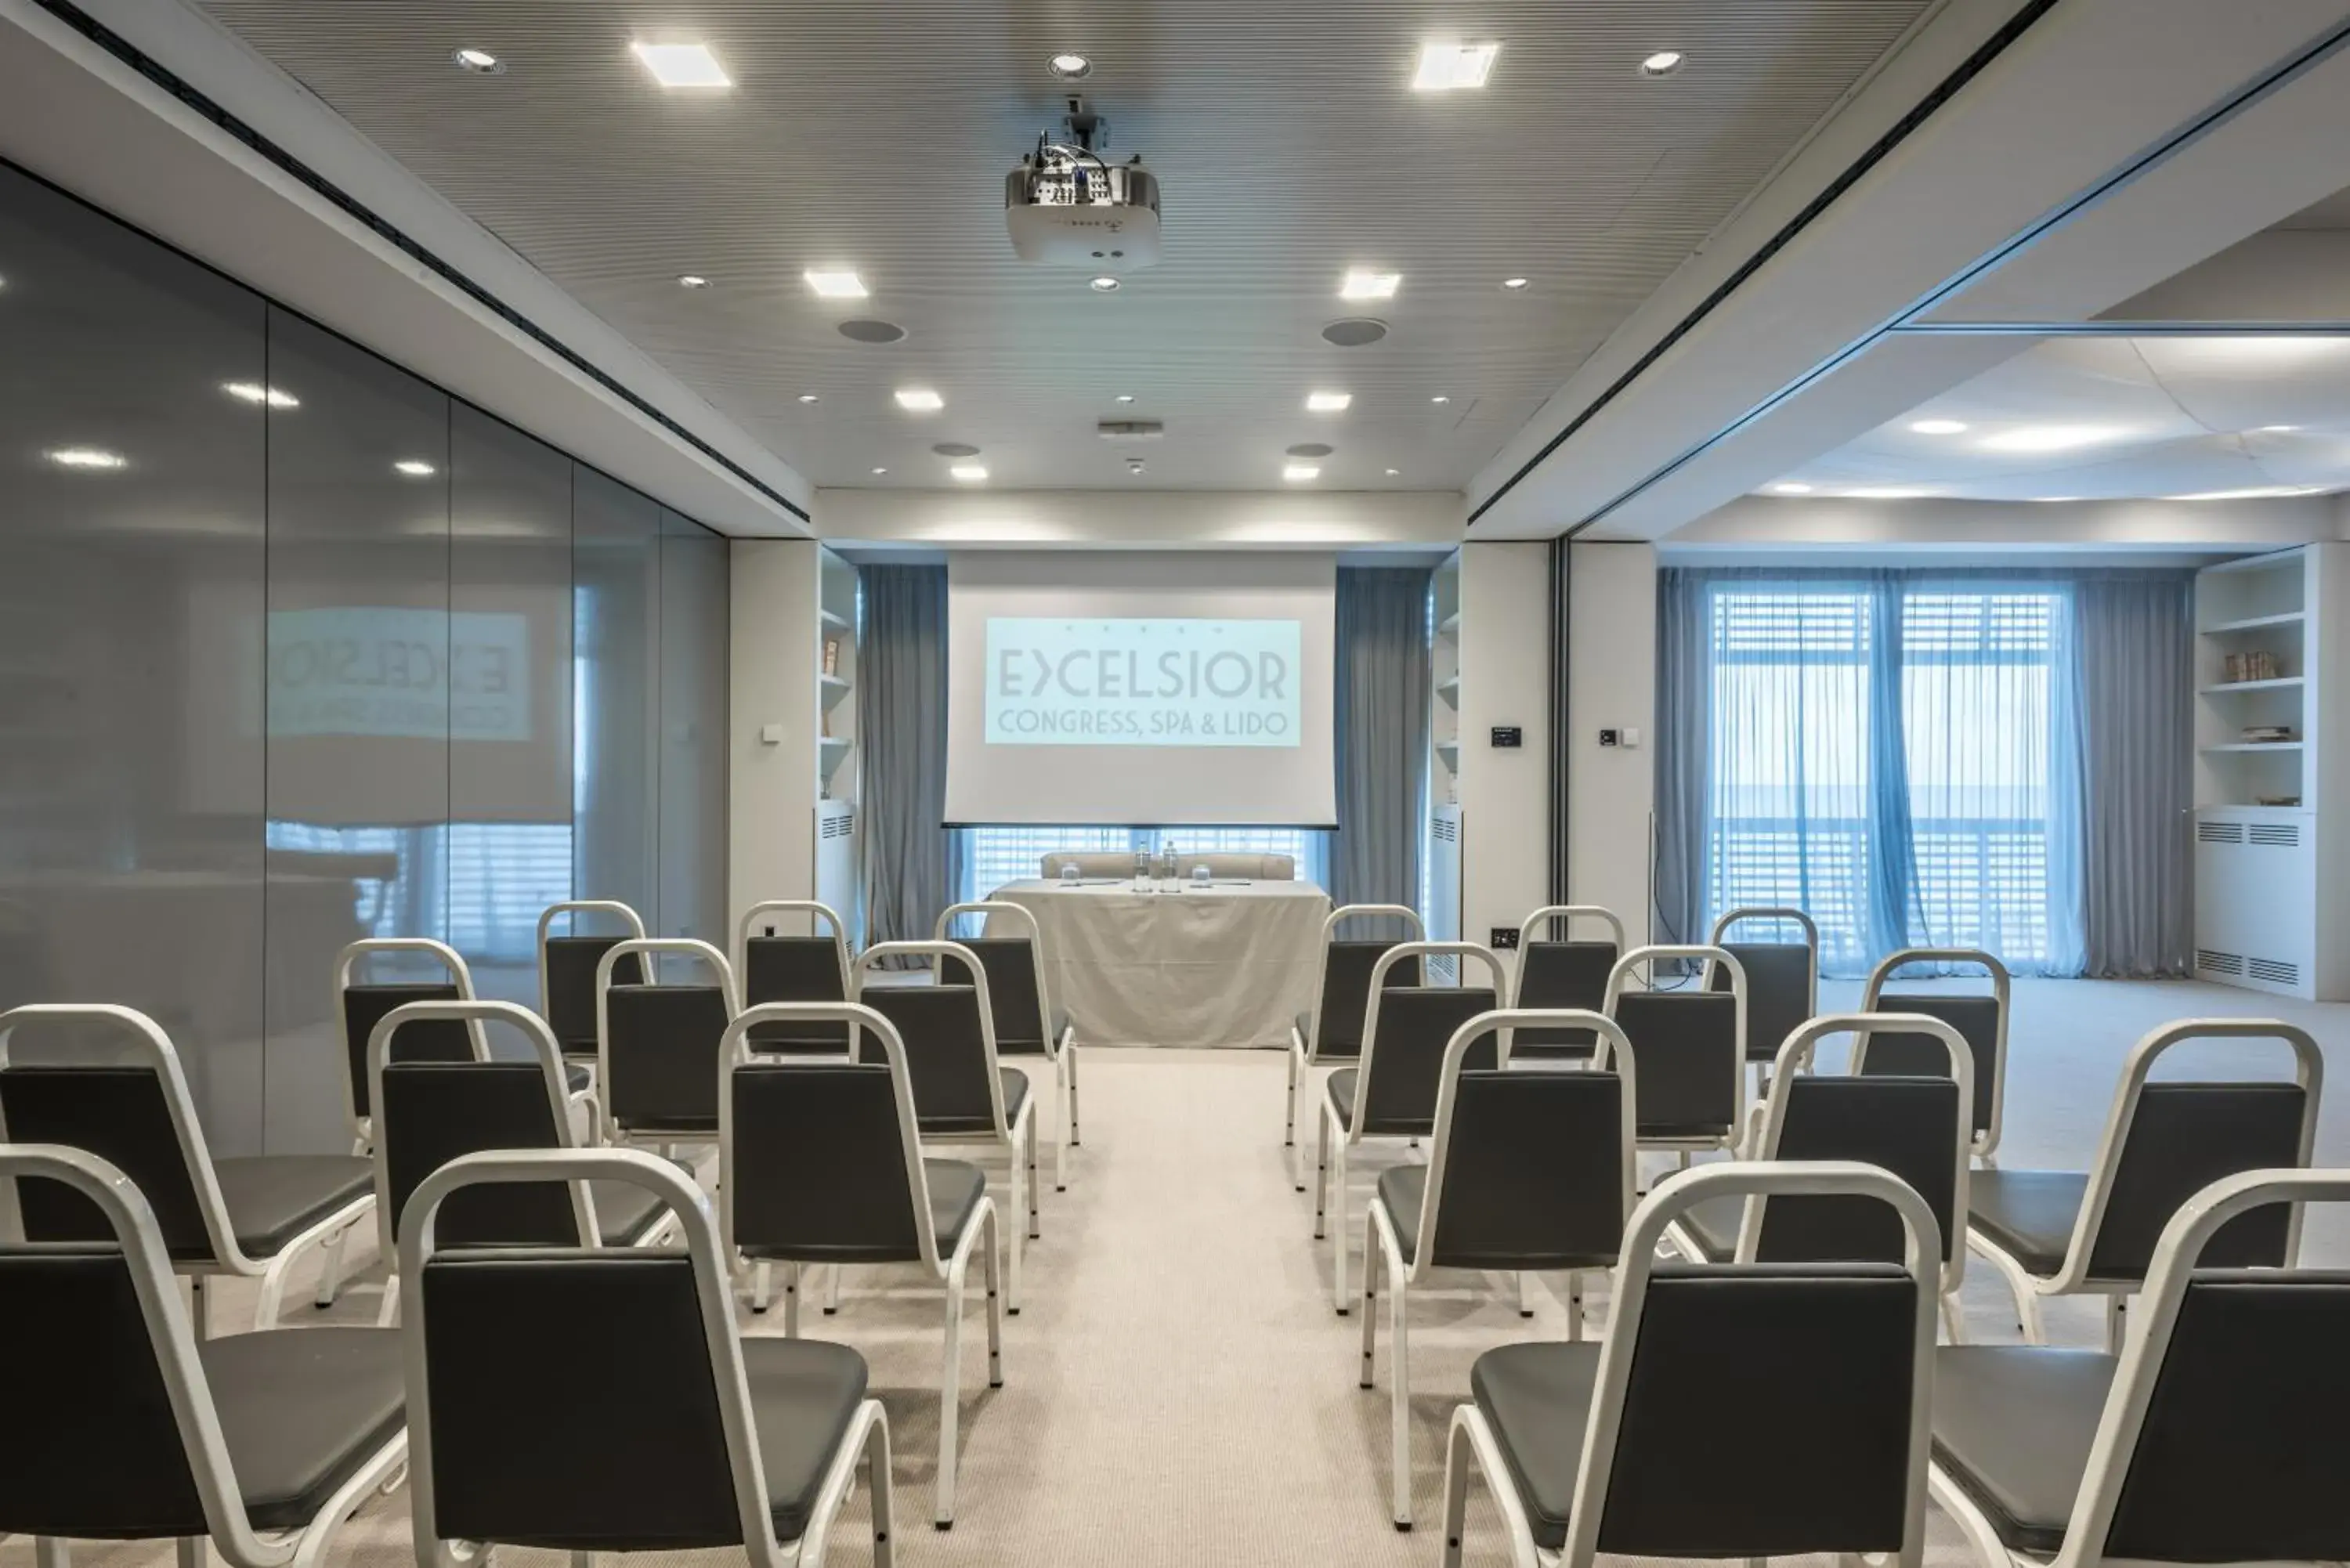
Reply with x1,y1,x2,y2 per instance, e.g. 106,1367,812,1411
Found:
1328,565,1433,915
859,564,963,948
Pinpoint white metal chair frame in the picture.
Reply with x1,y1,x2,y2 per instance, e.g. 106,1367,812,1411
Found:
1929,1168,2350,1568
1286,902,1426,1167
593,937,740,1149
1441,1161,1941,1568
0,1003,373,1335
535,899,649,1069
1510,906,1626,992
399,1146,893,1568
720,1002,1003,1529
1860,945,2011,1160
936,900,1079,1194
1317,940,1509,1313
6,1144,408,1568
1664,1011,1975,1340
365,999,680,1326
331,937,486,1154
1961,1017,2322,1347
851,940,1038,1314
1600,944,1749,1156
1362,1009,1640,1530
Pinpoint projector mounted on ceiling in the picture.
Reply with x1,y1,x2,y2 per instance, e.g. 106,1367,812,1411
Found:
1005,96,1161,270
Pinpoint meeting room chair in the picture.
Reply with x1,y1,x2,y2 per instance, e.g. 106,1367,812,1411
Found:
1358,1008,1638,1530
1860,945,2011,1162
852,939,1039,1313
1316,940,1506,1313
1038,851,1133,879
0,1003,374,1335
332,936,484,1154
1286,902,1425,1172
720,1000,1003,1530
1960,1017,2321,1348
938,900,1079,1191
1170,851,1296,880
1600,944,1749,1159
535,898,648,1072
736,898,854,1053
1662,1010,1975,1341
1705,905,1820,1070
365,997,681,1325
1440,1162,1940,1568
396,1146,894,1566
1506,905,1625,1060
1929,1168,2350,1568
595,936,739,1150
0,1143,408,1568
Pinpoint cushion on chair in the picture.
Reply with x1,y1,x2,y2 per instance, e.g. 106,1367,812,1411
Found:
566,1064,591,1095
1469,1342,1607,1552
589,1180,671,1248
212,1157,374,1258
1931,1346,2115,1554
1966,1169,2085,1277
741,1337,870,1541
924,1159,989,1248
199,1328,407,1531
910,1066,1032,1137
1375,1165,1426,1263
1672,1194,1744,1263
1325,1068,1358,1130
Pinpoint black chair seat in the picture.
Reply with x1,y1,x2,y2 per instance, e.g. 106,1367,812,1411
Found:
1966,1169,2084,1276
1326,1068,1358,1129
566,1064,591,1094
200,1327,407,1531
741,1337,870,1541
590,1180,673,1247
1673,1194,1744,1262
924,1159,988,1248
1375,1165,1427,1264
1468,1341,1606,1552
1931,1346,2115,1554
1300,1011,1364,1058
914,1068,1029,1137
990,1007,1072,1058
212,1157,373,1257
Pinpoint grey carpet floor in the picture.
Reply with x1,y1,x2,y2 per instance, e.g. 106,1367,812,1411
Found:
13,974,2349,1568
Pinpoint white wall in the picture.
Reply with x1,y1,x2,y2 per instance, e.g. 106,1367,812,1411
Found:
815,488,1462,550
728,540,822,933
1456,542,1551,955
1566,543,1658,945
1668,493,2338,556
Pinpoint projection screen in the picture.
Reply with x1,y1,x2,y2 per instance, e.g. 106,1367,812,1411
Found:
944,551,1338,826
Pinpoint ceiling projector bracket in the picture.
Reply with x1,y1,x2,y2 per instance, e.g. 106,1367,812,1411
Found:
1006,94,1162,269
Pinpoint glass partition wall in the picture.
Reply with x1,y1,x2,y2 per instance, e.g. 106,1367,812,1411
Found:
0,161,729,1154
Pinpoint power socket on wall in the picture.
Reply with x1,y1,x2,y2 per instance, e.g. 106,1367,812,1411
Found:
1490,926,1521,950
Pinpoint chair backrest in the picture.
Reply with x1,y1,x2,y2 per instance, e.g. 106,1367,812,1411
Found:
1307,903,1426,1059
0,1004,233,1266
400,1148,792,1563
1561,1162,1937,1567
370,999,593,1260
1354,943,1506,1136
1740,1013,1971,1277
537,900,648,1054
2045,1019,2323,1290
1509,906,1625,1057
1857,947,2008,1153
721,1003,943,1267
735,901,851,1052
935,901,1054,1048
0,1144,311,1561
1171,851,1294,880
597,938,738,1139
2063,1170,2350,1566
851,941,1007,1135
334,938,482,1128
1416,1010,1638,1274
1038,851,1133,878
1706,908,1819,1063
1603,945,1747,1145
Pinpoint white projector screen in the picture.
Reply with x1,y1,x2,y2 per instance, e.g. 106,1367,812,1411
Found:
945,551,1338,827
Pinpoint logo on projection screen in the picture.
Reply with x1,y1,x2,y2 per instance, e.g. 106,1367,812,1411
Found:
985,617,1301,747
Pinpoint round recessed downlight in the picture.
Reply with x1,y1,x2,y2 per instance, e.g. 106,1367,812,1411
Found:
1049,52,1094,79
837,318,907,345
1386,468,1401,477
677,273,711,288
1090,276,1120,292
1286,443,1335,459
1908,418,1968,435
871,466,888,475
1322,317,1390,348
1430,394,1452,404
1115,394,1137,404
1502,276,1530,290
931,443,981,459
797,393,820,404
454,48,505,74
1640,50,1685,77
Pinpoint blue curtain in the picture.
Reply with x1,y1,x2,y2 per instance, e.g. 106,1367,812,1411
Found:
1328,566,1433,921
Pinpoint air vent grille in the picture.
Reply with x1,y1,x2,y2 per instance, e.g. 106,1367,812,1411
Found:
2249,823,2301,847
2247,957,2300,986
1096,420,1165,441
2196,949,2244,977
819,810,855,840
1431,815,1459,844
2197,821,2244,844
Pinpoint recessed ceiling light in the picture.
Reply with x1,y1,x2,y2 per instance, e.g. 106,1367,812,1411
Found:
2167,485,2326,500
222,381,298,409
931,443,981,458
393,459,437,477
1049,52,1094,80
1908,418,1969,435
47,447,125,470
1639,50,1685,77
1126,457,1147,475
895,388,945,412
1978,425,2131,453
1115,394,1137,404
630,41,730,89
1340,269,1401,301
1413,42,1500,91
1283,463,1321,482
804,269,869,300
797,393,820,404
870,466,888,475
1090,276,1120,292
950,463,989,482
2254,425,2302,433
677,273,712,289
1385,468,1401,477
453,48,504,74
1430,394,1451,404
1501,276,1530,290
1306,391,1353,413
1842,486,1934,500
1769,482,1813,494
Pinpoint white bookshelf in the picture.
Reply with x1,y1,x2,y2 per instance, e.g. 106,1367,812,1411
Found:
2193,544,2350,999
1432,551,1462,807
815,548,862,946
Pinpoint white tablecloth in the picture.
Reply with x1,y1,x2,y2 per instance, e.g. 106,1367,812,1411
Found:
984,878,1332,1048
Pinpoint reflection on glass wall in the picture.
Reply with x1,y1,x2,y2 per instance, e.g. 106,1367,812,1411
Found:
0,160,729,1154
